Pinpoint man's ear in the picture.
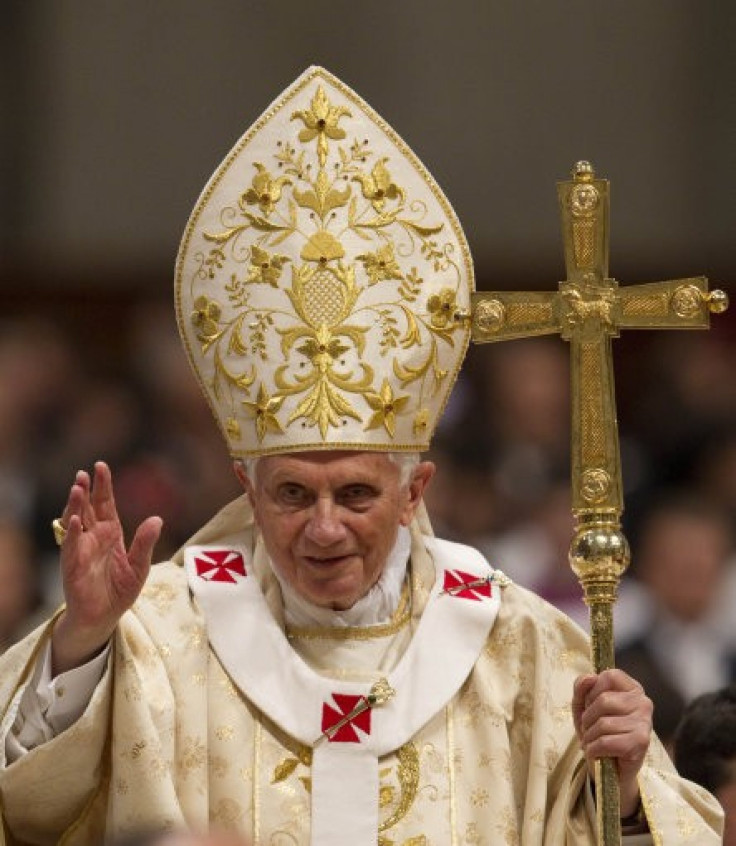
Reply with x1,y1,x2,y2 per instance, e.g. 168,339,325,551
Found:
399,461,436,526
233,461,256,508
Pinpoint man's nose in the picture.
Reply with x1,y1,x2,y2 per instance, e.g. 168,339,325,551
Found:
304,497,348,545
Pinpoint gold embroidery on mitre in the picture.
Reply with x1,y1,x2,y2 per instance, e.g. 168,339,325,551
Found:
176,67,474,456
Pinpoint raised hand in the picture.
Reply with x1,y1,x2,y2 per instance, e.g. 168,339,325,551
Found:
572,669,653,819
51,461,162,675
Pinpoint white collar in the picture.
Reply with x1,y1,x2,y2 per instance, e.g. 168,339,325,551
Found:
273,527,411,628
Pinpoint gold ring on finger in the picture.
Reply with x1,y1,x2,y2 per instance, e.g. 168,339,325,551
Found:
52,518,68,547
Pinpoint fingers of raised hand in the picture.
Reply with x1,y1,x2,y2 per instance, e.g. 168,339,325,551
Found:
127,516,163,581
61,470,90,524
90,461,119,522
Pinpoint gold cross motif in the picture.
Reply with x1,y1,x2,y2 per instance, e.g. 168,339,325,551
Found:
469,161,728,845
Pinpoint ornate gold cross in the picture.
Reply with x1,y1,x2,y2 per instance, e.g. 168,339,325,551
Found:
469,161,728,845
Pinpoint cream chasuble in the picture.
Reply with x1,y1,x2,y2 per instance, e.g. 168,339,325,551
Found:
0,497,723,846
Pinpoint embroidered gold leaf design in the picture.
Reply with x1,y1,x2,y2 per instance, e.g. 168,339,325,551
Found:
357,244,403,285
242,211,291,234
365,378,410,436
274,141,307,178
378,309,400,354
379,785,396,808
212,344,256,400
293,168,351,220
242,382,285,441
397,268,423,303
246,245,290,287
299,776,312,793
300,230,345,264
272,757,300,784
378,743,421,834
400,219,444,239
241,163,292,216
291,85,351,167
288,377,362,438
398,305,421,349
353,158,404,212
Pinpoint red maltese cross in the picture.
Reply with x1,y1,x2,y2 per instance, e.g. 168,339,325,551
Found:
194,549,247,584
321,693,372,743
442,569,492,601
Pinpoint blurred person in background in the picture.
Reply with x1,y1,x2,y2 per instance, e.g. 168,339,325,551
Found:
0,516,48,654
481,337,570,530
673,684,736,846
617,493,736,748
0,319,78,530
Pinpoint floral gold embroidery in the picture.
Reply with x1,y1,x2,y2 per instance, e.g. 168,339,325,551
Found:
292,85,351,167
180,735,206,776
141,581,178,613
192,296,222,342
353,158,404,212
242,382,285,441
357,244,403,285
181,70,472,453
365,379,410,436
210,797,244,828
215,725,235,741
247,245,290,286
242,163,292,216
470,787,490,807
427,288,459,329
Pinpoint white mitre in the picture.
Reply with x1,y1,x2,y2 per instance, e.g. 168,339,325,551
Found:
175,66,474,458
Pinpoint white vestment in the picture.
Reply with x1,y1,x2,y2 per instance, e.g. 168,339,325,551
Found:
0,497,723,845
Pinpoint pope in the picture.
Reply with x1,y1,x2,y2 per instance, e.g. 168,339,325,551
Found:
0,67,722,846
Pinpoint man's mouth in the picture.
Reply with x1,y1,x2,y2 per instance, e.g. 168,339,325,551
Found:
303,554,354,567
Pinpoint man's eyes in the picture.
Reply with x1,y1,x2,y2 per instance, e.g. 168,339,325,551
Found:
277,484,309,504
273,484,378,508
339,486,376,505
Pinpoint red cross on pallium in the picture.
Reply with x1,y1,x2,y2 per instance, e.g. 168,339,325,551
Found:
442,569,492,601
194,550,247,583
321,693,371,743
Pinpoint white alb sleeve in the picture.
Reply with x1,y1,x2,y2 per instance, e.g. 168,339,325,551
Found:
2,640,110,764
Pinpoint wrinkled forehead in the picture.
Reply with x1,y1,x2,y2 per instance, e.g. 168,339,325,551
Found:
256,450,399,485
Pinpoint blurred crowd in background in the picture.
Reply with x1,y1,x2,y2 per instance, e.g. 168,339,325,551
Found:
1,292,735,750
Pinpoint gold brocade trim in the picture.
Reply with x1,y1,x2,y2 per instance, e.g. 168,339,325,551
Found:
447,700,458,846
640,789,663,846
378,743,421,834
253,715,262,846
285,579,411,641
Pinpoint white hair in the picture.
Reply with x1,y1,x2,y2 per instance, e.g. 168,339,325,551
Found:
239,452,421,488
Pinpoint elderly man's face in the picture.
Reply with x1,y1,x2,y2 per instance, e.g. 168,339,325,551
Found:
236,452,433,610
